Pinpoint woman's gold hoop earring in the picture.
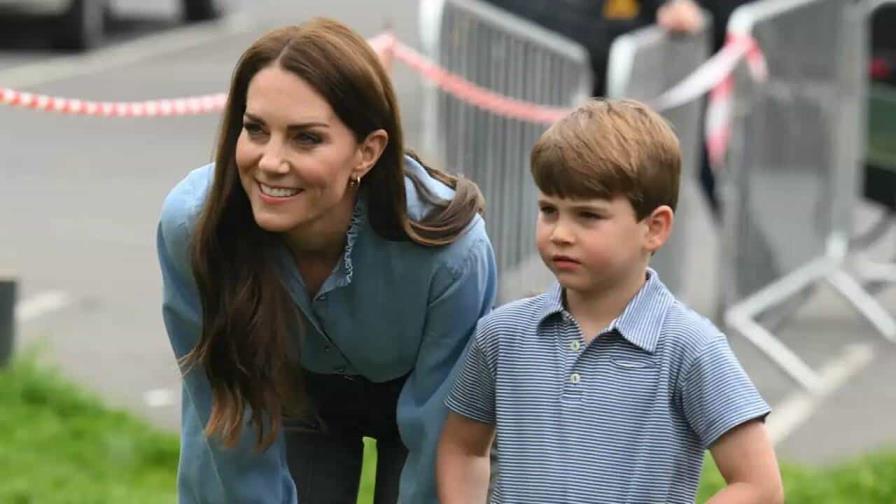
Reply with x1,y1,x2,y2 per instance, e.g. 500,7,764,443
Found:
349,174,362,188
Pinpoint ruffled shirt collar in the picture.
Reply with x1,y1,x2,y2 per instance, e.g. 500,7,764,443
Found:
274,194,367,297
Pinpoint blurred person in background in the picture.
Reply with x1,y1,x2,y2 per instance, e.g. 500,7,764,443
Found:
481,0,706,96
157,18,496,503
480,0,753,215
871,2,896,86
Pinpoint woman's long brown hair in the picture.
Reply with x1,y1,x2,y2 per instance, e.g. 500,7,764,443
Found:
181,18,484,451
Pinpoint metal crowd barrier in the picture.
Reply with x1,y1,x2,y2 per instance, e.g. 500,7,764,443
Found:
419,0,592,301
605,15,714,312
721,0,895,392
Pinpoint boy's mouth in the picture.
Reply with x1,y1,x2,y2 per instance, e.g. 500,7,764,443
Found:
551,254,580,266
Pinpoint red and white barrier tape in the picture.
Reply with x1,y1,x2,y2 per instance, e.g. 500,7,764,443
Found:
1,29,764,168
388,37,570,124
0,32,572,123
704,33,767,171
0,34,393,118
0,87,227,117
649,33,765,112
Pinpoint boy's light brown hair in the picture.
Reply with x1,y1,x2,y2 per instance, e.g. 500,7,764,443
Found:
530,98,681,220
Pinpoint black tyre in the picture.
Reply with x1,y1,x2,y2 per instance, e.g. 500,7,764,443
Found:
53,0,105,51
183,0,224,22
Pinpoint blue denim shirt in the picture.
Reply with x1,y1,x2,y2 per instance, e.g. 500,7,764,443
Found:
157,156,497,503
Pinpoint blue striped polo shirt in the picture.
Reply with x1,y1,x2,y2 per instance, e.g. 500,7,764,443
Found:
446,270,770,503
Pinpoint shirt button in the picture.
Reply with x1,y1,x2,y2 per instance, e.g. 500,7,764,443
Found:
569,341,581,352
569,373,581,384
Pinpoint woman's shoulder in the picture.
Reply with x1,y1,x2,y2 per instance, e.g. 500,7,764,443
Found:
158,163,214,257
159,164,214,234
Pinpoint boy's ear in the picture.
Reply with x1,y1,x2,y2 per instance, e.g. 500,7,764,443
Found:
644,205,674,253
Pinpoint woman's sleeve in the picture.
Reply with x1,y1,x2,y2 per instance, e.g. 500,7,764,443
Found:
157,184,298,504
395,221,498,502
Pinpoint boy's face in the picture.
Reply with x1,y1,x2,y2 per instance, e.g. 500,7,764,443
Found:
535,193,671,296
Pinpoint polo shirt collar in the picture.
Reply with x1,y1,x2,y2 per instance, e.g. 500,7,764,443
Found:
537,269,673,354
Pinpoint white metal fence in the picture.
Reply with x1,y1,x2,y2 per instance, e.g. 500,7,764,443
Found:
420,0,592,301
721,0,895,392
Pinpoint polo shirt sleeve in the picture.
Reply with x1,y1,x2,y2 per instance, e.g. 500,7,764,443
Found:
680,335,771,448
445,333,496,424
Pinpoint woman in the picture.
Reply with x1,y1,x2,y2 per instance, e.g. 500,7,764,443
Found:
157,18,496,503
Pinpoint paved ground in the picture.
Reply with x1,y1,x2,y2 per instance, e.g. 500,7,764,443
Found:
2,0,894,468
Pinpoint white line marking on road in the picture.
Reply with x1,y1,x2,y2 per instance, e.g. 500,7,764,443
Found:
144,388,175,408
767,343,875,445
15,290,73,322
0,12,253,89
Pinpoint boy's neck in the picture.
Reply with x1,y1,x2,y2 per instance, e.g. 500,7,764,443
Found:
564,268,648,343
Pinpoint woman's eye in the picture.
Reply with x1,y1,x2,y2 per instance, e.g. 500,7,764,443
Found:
294,132,321,145
243,123,264,135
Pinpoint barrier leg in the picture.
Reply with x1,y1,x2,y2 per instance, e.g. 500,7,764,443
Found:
827,269,896,342
726,307,823,393
0,277,15,368
723,257,835,393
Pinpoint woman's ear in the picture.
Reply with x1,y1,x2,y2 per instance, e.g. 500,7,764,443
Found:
354,129,389,179
644,205,674,253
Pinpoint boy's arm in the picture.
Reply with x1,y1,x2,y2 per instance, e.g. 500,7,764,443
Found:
437,412,495,503
439,318,499,504
707,420,784,504
679,332,780,504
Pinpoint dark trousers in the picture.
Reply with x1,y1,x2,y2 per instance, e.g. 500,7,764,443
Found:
284,371,409,504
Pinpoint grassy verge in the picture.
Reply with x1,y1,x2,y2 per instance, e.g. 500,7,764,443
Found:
699,453,896,503
0,356,178,503
3,357,895,503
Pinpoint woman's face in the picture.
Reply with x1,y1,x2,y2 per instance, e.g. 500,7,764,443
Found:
235,64,371,236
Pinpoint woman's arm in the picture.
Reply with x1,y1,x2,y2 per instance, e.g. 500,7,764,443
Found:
395,222,497,503
157,171,297,504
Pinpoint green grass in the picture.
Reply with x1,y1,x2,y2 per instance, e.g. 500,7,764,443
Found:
0,355,179,503
3,356,896,503
357,435,896,503
358,438,377,504
698,453,896,503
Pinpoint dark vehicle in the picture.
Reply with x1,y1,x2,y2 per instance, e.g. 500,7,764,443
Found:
0,0,227,50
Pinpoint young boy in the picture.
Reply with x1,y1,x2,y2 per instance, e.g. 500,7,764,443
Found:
437,99,783,503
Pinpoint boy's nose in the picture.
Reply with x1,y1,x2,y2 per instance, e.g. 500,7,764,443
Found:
549,223,574,245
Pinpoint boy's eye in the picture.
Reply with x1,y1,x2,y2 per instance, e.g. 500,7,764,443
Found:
579,211,602,220
539,206,556,215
